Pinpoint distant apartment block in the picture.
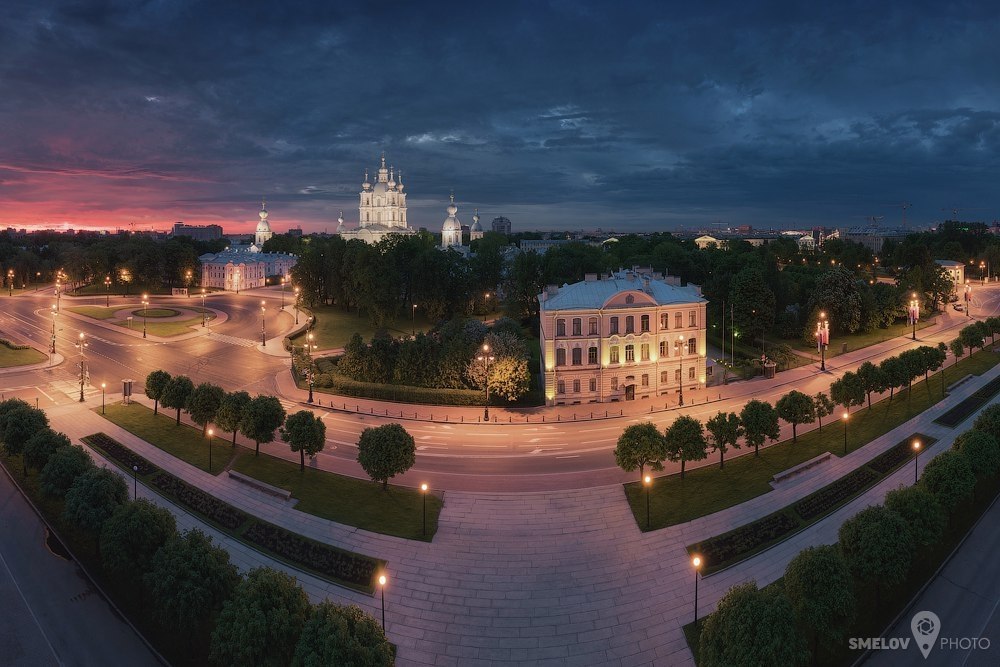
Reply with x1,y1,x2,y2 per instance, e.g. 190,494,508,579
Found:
171,222,223,241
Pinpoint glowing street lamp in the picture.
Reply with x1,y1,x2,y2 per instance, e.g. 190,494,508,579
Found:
7,268,13,296
132,464,138,499
908,293,920,341
280,276,286,309
411,303,417,335
207,428,215,474
141,294,149,338
76,332,88,402
294,286,300,324
260,301,267,346
692,555,703,625
643,475,652,530
965,282,972,318
476,343,495,421
306,332,315,404
913,439,921,483
50,305,57,354
842,411,849,456
185,270,192,295
101,382,106,414
815,312,830,371
201,288,207,327
421,483,428,537
104,275,111,307
378,574,387,630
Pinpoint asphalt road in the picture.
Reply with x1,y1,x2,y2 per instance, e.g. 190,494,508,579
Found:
0,466,159,666
864,496,1000,667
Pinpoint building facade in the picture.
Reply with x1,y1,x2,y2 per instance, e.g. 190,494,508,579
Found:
538,269,708,406
935,259,965,291
199,201,296,291
171,222,223,241
441,194,463,249
338,153,417,244
470,209,484,241
491,216,512,235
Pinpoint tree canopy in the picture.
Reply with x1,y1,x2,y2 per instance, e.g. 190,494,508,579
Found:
663,415,708,478
356,423,416,489
613,422,667,476
281,410,327,471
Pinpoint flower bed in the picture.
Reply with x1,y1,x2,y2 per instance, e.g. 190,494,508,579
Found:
243,522,379,592
794,467,880,521
693,512,800,571
935,375,1000,427
867,436,927,475
150,472,248,531
81,433,157,475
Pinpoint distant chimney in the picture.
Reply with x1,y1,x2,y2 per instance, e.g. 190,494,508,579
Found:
665,276,681,286
546,284,559,296
643,277,651,292
584,273,598,282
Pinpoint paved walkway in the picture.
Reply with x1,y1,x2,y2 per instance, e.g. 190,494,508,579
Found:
43,357,1000,666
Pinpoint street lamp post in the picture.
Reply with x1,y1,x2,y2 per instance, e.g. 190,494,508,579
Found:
280,276,286,309
142,294,149,338
132,465,138,499
101,382,106,414
816,312,829,371
306,333,314,404
692,555,702,625
909,293,919,341
56,280,61,312
476,343,495,421
378,574,387,630
104,276,111,307
207,428,214,474
676,335,686,406
294,287,300,324
842,411,849,456
185,270,192,296
981,261,986,285
50,305,57,354
201,288,207,327
411,303,417,335
421,483,428,537
7,269,13,296
76,332,88,402
260,301,267,346
913,439,921,483
643,475,652,530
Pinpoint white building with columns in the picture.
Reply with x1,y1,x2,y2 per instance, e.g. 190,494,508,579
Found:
337,153,417,244
538,269,708,406
199,200,296,292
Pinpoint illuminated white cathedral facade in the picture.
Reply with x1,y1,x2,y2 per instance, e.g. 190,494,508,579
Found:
337,153,417,244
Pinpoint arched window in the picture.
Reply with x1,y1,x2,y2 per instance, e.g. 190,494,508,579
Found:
640,315,650,332
572,318,582,336
556,319,566,337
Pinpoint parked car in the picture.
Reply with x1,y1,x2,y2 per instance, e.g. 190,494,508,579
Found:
953,303,964,311
949,294,959,302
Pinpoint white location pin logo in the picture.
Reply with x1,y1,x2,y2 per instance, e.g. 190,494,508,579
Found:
911,610,940,659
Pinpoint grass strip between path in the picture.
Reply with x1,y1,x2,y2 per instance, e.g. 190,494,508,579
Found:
0,344,47,368
624,347,1000,530
82,431,383,594
686,434,935,575
97,402,442,541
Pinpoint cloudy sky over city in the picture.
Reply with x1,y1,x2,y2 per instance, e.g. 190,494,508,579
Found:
2,1,1000,233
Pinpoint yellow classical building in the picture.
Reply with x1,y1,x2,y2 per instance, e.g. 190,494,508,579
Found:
538,269,708,406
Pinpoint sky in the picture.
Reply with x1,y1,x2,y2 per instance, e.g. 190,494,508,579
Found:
2,1,1000,234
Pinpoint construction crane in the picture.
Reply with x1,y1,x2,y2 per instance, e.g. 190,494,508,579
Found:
941,207,987,220
894,202,912,227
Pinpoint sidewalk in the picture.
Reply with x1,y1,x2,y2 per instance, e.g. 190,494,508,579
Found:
45,358,1000,666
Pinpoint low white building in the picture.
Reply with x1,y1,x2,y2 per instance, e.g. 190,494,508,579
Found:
199,201,296,291
538,269,708,406
935,259,965,291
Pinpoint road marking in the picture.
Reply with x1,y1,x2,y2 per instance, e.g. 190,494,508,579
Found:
556,455,580,459
0,546,62,665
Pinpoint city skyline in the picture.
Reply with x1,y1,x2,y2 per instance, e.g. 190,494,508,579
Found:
3,1,1000,233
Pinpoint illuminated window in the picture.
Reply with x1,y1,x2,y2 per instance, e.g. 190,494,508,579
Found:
625,345,635,362
610,346,620,364
588,347,598,364
660,341,667,357
660,313,669,329
640,344,650,361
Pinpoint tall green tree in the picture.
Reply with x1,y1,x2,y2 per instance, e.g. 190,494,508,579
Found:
740,400,780,456
210,567,310,667
884,485,946,548
783,545,856,660
186,382,225,436
813,392,835,431
729,266,777,345
855,361,885,410
240,395,287,457
953,429,1000,478
100,499,177,585
1,404,49,474
356,423,416,489
144,370,172,415
39,444,94,498
64,468,129,545
838,505,913,607
921,449,976,512
664,415,708,479
775,391,815,443
281,410,327,471
613,422,668,477
805,267,864,335
23,428,71,474
705,411,742,470
216,390,252,448
160,375,195,426
292,602,395,667
830,371,865,410
949,338,965,367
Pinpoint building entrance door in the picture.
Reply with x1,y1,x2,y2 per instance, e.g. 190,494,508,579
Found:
625,385,635,400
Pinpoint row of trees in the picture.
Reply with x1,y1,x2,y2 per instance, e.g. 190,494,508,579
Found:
330,317,531,401
698,408,1000,666
0,398,392,664
831,345,948,409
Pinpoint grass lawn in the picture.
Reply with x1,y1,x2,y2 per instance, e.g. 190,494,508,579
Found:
290,304,438,349
96,403,235,474
67,305,119,319
707,331,813,372
787,317,937,358
118,317,209,336
130,308,181,318
231,451,443,541
625,347,1000,529
68,305,214,336
0,344,47,368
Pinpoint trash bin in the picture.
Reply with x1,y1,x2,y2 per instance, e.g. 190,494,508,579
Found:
764,361,776,379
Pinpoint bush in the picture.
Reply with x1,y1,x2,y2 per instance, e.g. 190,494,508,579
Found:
838,505,913,599
972,404,1000,440
921,450,976,511
292,602,395,667
64,467,130,538
884,485,946,548
312,370,486,406
100,499,177,582
783,545,855,656
23,428,71,473
954,429,1000,478
39,445,94,498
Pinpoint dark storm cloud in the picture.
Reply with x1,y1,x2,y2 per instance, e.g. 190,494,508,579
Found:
2,0,1000,231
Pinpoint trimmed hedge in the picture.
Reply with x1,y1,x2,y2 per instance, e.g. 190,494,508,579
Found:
935,375,1000,427
0,338,31,350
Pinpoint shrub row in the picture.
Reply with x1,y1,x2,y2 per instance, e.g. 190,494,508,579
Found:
311,370,487,406
793,467,880,521
0,338,31,350
695,512,799,570
83,432,381,592
934,375,1000,427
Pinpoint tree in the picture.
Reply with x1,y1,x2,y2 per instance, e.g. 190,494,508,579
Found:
806,267,864,335
211,567,310,667
40,444,94,498
949,338,965,367
775,391,815,443
699,582,809,667
63,468,129,544
960,323,985,353
973,404,1000,441
740,400,780,456
878,357,906,403
160,375,195,426
357,423,416,489
281,410,327,471
705,411,742,470
100,498,177,585
145,370,172,415
613,422,668,476
240,395,287,457
186,382,225,436
838,505,913,606
23,428,71,474
1,405,49,474
730,266,777,345
783,545,855,658
922,449,976,512
954,429,1000,478
146,529,240,643
216,390,252,447
830,372,865,410
487,356,531,402
884,485,946,548
813,392,835,431
292,602,395,667
664,415,708,479
855,361,885,410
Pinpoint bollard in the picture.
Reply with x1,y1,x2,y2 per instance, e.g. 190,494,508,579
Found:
557,415,560,422
509,416,512,423
461,415,464,423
